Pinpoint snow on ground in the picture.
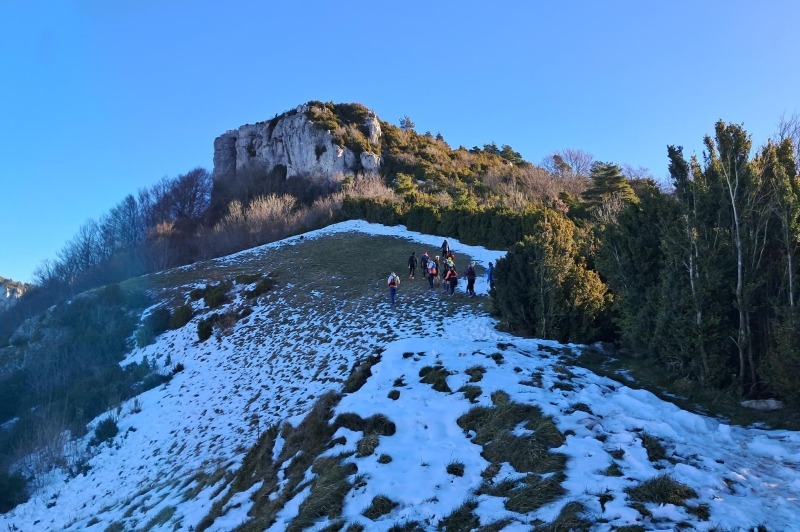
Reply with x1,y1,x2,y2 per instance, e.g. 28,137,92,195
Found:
2,221,800,531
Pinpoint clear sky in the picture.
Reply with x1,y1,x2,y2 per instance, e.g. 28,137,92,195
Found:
1,0,798,283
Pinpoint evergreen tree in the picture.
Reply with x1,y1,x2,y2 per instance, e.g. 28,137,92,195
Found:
583,162,638,208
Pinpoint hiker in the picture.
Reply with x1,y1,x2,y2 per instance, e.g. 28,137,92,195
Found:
408,252,418,279
387,272,400,306
444,264,458,295
441,258,451,293
420,252,430,277
441,239,450,258
427,256,437,288
465,261,477,296
487,262,494,289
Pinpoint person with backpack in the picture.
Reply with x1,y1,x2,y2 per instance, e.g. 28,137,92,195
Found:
441,239,450,258
465,261,477,297
442,258,451,293
387,272,400,306
444,263,458,295
427,256,437,288
408,252,418,280
420,252,429,278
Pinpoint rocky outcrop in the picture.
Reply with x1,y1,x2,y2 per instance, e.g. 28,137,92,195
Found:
0,276,28,310
212,103,383,182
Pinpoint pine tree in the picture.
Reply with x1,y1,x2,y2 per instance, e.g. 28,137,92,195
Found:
583,162,638,208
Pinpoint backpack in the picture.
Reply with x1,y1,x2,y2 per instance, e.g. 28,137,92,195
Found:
388,274,399,287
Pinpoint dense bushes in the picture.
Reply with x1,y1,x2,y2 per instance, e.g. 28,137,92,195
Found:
0,471,28,513
492,212,610,343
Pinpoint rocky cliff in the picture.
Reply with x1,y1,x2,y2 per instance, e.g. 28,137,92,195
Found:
0,276,28,310
212,103,382,182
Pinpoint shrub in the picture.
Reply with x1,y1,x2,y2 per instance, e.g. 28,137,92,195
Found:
0,470,28,513
245,277,275,299
492,211,610,343
136,306,172,347
203,281,232,309
169,305,193,329
198,318,214,342
189,287,206,301
90,417,119,447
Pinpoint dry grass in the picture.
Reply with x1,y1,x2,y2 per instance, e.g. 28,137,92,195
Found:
464,365,486,382
625,474,698,506
437,499,479,531
362,495,398,520
419,365,452,393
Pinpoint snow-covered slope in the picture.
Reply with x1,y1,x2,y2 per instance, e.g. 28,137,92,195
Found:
2,221,800,531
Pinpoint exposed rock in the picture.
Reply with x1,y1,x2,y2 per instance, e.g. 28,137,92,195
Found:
741,399,784,411
212,103,383,183
0,276,28,310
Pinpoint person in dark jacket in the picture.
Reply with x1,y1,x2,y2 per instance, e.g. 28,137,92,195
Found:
441,239,450,258
465,261,477,296
420,252,429,277
487,262,494,290
408,252,418,279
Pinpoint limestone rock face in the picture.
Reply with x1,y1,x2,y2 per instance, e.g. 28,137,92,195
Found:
0,276,28,310
212,104,383,183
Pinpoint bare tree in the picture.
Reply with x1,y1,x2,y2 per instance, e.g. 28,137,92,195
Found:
776,111,800,165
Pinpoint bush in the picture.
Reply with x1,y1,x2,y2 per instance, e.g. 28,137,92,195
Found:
198,318,214,342
189,287,206,301
169,305,193,329
90,417,119,447
137,306,172,347
204,281,232,309
492,211,609,343
245,277,275,299
0,469,28,513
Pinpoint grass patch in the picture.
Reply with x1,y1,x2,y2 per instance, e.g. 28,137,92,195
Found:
388,521,425,532
464,365,486,382
686,503,710,520
603,461,624,477
437,499,479,531
616,526,645,532
343,354,382,393
392,377,406,387
458,398,566,475
141,506,176,532
285,456,357,532
551,381,574,392
640,432,666,462
609,448,625,459
505,473,566,513
104,523,124,532
363,495,398,520
625,474,697,506
378,453,392,464
356,433,380,457
568,402,593,415
446,461,465,477
387,389,400,400
476,478,516,497
533,501,590,531
458,385,482,403
489,352,504,364
419,365,452,393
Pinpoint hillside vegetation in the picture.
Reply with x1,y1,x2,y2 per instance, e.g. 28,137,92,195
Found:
3,223,798,532
3,103,800,519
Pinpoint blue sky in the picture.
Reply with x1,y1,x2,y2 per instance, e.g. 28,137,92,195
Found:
1,0,798,283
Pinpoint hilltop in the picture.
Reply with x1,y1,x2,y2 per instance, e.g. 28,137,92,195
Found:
2,222,799,532
0,277,28,311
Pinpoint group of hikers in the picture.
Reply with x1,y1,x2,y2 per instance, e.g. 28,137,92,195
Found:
387,239,494,306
